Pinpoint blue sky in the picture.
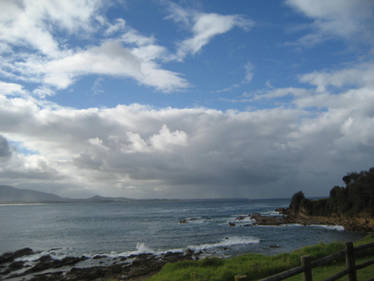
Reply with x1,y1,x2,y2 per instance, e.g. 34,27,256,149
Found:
39,0,369,110
0,0,373,198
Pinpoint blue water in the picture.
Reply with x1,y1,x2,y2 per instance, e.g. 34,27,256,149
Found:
0,199,364,258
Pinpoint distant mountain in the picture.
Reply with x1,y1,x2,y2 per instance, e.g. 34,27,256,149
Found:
0,185,133,203
81,195,132,202
0,185,67,203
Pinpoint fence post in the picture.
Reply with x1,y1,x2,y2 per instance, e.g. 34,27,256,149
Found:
301,256,312,281
345,242,357,281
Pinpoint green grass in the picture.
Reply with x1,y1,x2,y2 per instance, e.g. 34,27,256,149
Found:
284,256,374,281
147,235,374,281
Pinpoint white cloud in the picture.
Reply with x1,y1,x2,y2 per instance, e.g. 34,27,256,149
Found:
150,125,188,151
243,62,254,83
105,18,126,35
32,87,55,98
9,40,189,93
167,3,254,60
0,0,103,57
0,81,26,96
0,1,254,94
0,81,374,198
286,0,374,45
0,1,190,94
299,62,374,92
253,87,310,100
121,28,156,47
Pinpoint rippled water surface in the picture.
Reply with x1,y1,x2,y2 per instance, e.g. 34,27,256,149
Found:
0,199,364,257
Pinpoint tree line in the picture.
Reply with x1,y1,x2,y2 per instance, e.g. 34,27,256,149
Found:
289,167,374,217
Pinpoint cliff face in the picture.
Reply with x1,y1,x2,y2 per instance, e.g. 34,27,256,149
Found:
284,168,374,231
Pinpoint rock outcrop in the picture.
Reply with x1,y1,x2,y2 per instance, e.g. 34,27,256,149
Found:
0,248,198,281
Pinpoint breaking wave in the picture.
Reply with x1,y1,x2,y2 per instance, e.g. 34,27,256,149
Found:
310,224,345,231
187,236,260,251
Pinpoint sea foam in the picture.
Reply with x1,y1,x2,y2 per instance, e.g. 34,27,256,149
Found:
187,236,260,251
310,224,345,231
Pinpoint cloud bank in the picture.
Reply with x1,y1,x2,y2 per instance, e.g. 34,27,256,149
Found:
1,60,374,198
0,1,373,199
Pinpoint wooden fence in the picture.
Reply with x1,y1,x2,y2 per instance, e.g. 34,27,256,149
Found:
234,241,374,281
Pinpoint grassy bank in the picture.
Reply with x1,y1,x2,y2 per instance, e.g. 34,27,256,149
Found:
147,235,374,281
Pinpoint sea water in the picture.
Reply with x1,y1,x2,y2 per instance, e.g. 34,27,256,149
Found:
0,199,363,259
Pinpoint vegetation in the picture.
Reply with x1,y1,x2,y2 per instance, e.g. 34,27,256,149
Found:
146,235,374,281
284,255,374,281
289,167,374,217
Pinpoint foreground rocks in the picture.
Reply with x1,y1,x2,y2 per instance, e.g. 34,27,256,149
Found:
0,248,198,281
0,248,34,264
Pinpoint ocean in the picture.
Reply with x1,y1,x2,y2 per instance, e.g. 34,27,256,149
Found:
0,199,363,259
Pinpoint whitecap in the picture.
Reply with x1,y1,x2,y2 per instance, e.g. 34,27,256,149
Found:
109,242,156,258
310,224,345,231
187,236,260,251
260,210,282,216
16,248,69,262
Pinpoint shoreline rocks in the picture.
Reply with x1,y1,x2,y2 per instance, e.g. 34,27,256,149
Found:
249,208,374,232
0,248,198,281
0,248,34,265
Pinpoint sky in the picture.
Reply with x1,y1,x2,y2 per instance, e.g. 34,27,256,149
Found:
0,0,373,199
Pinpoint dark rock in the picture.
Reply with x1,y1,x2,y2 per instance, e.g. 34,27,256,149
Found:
0,247,34,264
228,222,236,227
184,248,194,256
9,260,24,270
235,215,247,221
250,213,289,225
26,255,87,273
39,254,53,263
163,252,185,263
29,271,64,281
3,247,198,281
68,266,107,280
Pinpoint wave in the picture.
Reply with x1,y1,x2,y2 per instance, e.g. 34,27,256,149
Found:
16,248,68,262
94,236,260,259
179,216,212,224
107,242,160,258
259,210,282,216
255,223,345,231
187,236,260,251
225,215,255,226
310,224,345,231
255,223,304,228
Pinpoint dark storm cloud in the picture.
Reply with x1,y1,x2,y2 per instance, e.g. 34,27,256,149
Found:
0,135,11,158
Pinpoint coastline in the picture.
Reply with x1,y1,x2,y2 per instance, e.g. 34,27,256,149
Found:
1,209,370,281
0,247,198,281
248,209,374,232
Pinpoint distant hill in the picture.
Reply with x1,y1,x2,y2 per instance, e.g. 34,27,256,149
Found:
81,195,132,202
0,185,133,203
0,185,67,203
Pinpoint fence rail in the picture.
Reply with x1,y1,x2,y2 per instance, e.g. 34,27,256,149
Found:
234,241,374,281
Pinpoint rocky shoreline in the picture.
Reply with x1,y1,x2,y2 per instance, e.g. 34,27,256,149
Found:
248,208,374,232
0,247,199,281
3,207,371,281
